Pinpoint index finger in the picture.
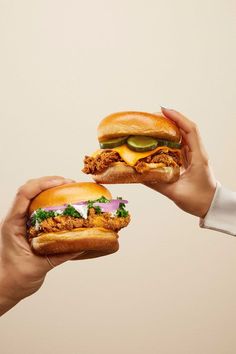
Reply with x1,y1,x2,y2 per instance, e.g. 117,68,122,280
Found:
161,107,196,133
5,176,75,221
160,107,208,163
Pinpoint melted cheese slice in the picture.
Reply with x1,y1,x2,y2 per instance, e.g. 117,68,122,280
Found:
92,144,180,166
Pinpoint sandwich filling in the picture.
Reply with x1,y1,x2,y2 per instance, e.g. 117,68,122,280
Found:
83,145,183,175
28,196,130,238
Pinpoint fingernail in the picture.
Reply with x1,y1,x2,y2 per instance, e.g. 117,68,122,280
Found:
64,178,76,184
46,178,73,186
46,179,64,185
161,106,172,110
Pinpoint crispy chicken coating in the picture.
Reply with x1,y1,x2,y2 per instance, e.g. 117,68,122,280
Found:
83,149,182,174
83,151,121,174
28,208,130,238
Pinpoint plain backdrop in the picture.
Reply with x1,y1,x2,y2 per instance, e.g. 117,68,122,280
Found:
0,1,236,353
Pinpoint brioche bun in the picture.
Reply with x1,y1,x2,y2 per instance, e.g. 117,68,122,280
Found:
98,111,181,142
31,227,119,258
29,182,112,215
92,162,180,184
28,182,120,259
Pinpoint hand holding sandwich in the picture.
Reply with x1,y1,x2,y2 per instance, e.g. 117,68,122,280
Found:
0,176,82,316
144,108,217,218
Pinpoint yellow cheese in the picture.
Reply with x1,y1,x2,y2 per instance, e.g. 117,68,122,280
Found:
92,144,180,166
113,145,162,166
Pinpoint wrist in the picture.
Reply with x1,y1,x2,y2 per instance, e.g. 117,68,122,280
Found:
198,182,217,218
200,182,236,235
0,252,47,308
0,270,21,316
0,293,19,316
0,261,26,307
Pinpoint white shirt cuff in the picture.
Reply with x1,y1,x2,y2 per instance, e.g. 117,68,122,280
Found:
199,181,236,236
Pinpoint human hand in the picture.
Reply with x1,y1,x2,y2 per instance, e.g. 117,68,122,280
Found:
0,176,82,316
144,108,217,218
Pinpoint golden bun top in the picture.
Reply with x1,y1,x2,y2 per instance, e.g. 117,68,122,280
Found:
29,182,112,214
98,111,181,143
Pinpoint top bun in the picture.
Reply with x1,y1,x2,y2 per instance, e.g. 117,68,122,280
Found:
29,182,112,215
98,111,181,143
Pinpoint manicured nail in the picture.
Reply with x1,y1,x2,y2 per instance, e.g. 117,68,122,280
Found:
45,180,64,187
64,178,76,184
161,106,172,110
46,178,74,186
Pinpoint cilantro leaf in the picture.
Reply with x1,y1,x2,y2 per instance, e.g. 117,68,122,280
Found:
31,208,56,226
116,203,129,217
63,205,82,218
95,196,109,203
87,200,94,209
93,206,102,214
87,195,109,214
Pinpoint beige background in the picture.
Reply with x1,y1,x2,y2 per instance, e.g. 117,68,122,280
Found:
0,0,236,353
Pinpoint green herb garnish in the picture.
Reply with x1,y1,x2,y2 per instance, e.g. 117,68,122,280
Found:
95,196,110,203
93,206,102,214
63,204,82,218
87,195,109,211
116,203,129,217
31,208,57,226
30,195,129,227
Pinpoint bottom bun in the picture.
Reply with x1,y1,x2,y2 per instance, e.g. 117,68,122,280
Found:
92,162,180,184
31,227,119,258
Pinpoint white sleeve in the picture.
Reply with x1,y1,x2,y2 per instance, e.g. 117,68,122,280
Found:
199,182,236,236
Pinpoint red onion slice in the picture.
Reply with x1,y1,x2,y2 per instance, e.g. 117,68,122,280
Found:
33,199,128,216
93,200,128,212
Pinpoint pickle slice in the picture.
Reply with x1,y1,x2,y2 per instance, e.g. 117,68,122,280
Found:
127,136,158,152
99,136,128,149
157,139,181,149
